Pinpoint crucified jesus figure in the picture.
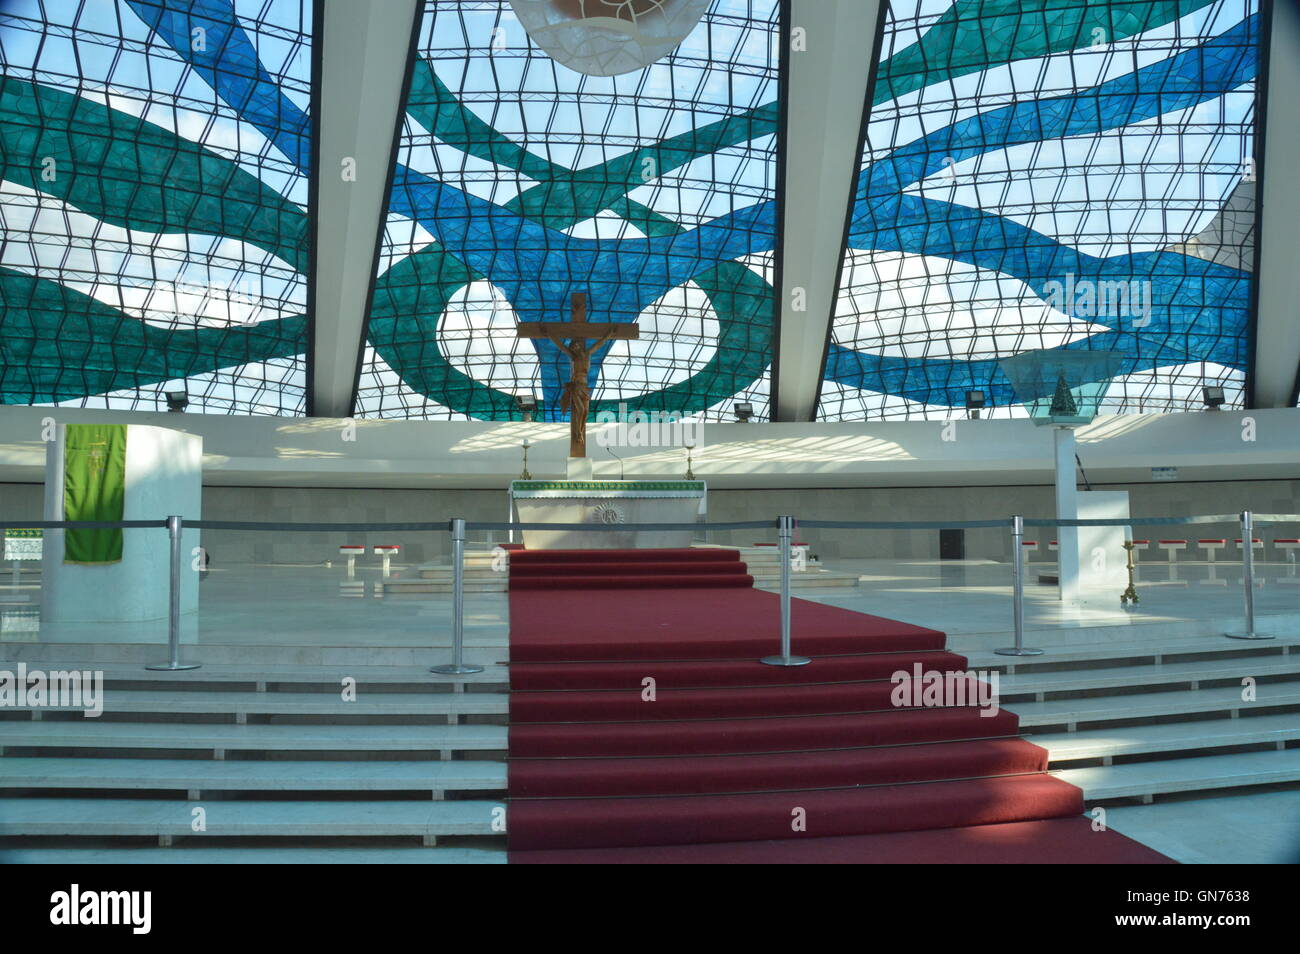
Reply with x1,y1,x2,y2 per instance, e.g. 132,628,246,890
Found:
516,293,639,459
517,291,639,460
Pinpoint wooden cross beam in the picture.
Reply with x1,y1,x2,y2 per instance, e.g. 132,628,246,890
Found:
516,293,640,459
515,293,639,342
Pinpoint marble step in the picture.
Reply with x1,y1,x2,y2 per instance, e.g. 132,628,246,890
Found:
385,578,506,594
0,757,507,792
966,635,1299,672
0,721,508,753
0,662,509,688
1027,712,1300,763
0,644,510,668
756,573,859,590
1,845,506,863
418,566,508,580
8,689,511,718
1058,747,1300,801
999,656,1300,698
390,572,856,593
1009,683,1300,728
0,797,505,838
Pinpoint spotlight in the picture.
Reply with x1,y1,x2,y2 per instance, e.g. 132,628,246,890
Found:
517,394,538,422
1201,385,1225,410
965,389,986,419
165,391,188,413
734,401,754,422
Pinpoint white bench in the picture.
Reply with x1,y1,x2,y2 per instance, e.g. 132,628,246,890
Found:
373,545,401,579
1129,539,1152,562
1155,540,1188,582
1196,539,1227,562
1156,539,1187,561
338,545,366,580
1274,539,1300,583
1233,537,1264,556
1020,540,1039,560
1197,539,1229,586
1274,538,1300,562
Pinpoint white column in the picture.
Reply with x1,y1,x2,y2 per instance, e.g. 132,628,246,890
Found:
309,0,421,417
1251,0,1300,407
1053,426,1079,602
773,0,884,421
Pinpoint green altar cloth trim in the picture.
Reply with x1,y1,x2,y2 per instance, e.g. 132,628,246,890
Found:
4,528,43,538
63,423,127,565
511,480,705,493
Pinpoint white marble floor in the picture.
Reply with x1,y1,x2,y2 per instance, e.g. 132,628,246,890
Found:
0,557,1296,651
1103,788,1300,864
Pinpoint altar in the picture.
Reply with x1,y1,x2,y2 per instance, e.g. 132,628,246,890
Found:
510,480,707,550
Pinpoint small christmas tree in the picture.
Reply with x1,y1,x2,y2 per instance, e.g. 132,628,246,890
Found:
1048,373,1078,418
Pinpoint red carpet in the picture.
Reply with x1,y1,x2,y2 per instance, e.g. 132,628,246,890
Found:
506,548,1173,864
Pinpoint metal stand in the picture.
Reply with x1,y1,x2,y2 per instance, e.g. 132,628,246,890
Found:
1226,510,1273,640
146,515,200,671
432,517,485,674
761,515,811,667
1119,540,1139,605
996,515,1043,656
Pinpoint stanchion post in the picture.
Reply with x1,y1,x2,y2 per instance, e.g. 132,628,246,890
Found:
761,515,811,667
1226,510,1273,640
996,515,1043,656
146,515,200,671
432,517,484,674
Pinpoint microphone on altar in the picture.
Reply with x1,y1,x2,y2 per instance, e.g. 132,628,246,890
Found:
607,446,625,480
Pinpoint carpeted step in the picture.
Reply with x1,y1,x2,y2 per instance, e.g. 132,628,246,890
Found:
509,587,946,661
508,548,739,565
504,551,1174,862
509,560,750,578
508,706,1022,758
507,774,1086,851
508,816,1175,864
509,738,1049,798
509,675,997,722
509,650,969,691
510,574,754,591
509,564,754,579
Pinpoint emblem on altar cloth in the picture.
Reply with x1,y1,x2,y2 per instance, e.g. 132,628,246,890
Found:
590,503,625,525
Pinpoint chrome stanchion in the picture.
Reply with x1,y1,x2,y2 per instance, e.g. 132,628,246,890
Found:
761,514,811,667
146,515,200,671
1226,510,1273,640
432,517,484,674
996,515,1043,656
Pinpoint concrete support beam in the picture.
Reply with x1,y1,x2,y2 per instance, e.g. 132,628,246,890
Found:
1250,0,1300,407
308,0,421,417
772,0,883,422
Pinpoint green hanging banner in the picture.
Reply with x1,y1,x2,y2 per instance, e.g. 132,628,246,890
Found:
63,423,127,565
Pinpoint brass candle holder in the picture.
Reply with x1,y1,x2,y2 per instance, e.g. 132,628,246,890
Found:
1120,539,1139,605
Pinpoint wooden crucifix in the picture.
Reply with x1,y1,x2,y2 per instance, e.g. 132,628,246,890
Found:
517,292,639,459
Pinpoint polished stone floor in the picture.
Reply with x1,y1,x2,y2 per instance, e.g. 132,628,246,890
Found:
1,555,1295,651
1104,787,1300,864
1,555,1296,865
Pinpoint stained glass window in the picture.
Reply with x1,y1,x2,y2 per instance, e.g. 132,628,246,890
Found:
819,0,1260,420
0,0,313,415
356,0,781,422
